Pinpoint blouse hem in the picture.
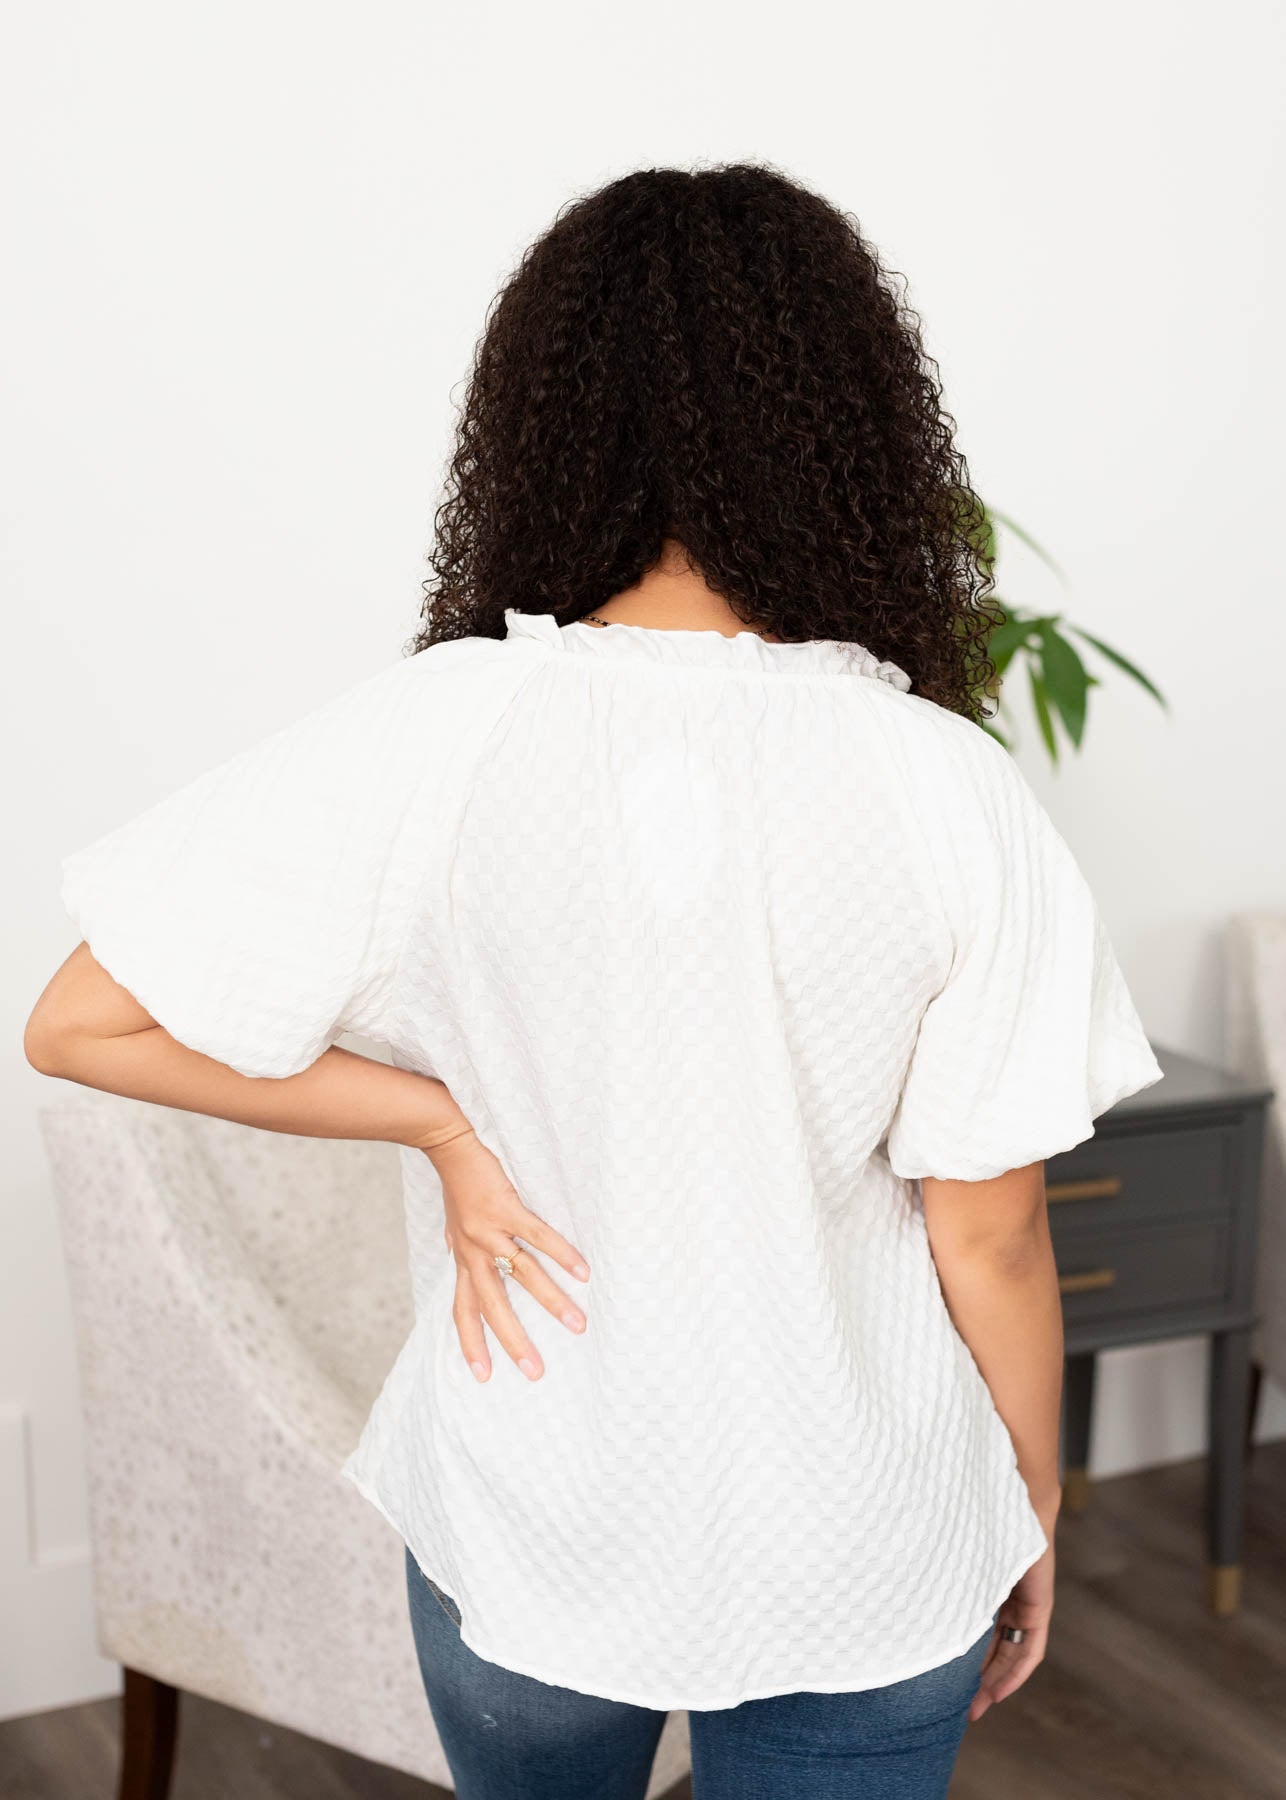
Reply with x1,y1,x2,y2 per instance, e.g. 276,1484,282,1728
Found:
340,1455,1048,1714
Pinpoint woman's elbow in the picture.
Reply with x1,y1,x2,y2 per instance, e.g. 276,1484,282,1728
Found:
23,979,92,1072
25,942,146,1077
921,1163,1051,1270
24,996,80,1076
24,950,98,1075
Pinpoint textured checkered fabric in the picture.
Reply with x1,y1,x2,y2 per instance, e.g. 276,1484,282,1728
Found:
60,608,1162,1709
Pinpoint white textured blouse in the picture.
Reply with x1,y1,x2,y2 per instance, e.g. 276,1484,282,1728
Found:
60,608,1163,1711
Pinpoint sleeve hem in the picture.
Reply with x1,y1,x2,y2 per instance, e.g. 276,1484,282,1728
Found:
63,863,330,1082
888,1043,1167,1185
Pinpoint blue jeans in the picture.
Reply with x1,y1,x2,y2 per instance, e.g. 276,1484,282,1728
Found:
405,1544,995,1799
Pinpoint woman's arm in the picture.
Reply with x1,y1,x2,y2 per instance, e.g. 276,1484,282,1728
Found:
921,1160,1063,1719
25,941,475,1150
25,943,591,1377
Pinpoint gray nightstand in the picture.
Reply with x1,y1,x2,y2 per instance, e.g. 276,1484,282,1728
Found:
1049,1044,1272,1616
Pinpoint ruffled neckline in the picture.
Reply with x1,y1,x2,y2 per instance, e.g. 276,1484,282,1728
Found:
503,610,912,690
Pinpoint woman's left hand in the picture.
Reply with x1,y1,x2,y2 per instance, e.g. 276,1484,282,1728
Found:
424,1127,591,1383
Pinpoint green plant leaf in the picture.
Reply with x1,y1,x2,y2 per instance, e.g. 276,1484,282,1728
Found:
1066,626,1169,710
1028,664,1059,762
1036,622,1093,748
983,609,1034,676
989,606,1063,638
985,607,1065,678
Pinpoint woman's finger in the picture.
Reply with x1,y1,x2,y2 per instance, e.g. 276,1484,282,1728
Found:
452,1265,490,1382
470,1253,546,1380
968,1628,1047,1720
513,1209,591,1282
502,1239,588,1335
987,1629,1046,1704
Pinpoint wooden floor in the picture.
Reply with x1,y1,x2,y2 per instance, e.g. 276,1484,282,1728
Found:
4,1441,1286,1799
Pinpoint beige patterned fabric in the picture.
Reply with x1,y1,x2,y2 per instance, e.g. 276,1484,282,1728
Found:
1224,913,1286,1388
41,1091,692,1794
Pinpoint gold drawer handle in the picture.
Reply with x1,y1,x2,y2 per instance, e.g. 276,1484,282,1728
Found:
1059,1268,1118,1295
1047,1177,1123,1204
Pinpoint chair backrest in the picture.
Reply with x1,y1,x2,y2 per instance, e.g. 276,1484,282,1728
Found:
183,1111,412,1405
42,1092,414,1422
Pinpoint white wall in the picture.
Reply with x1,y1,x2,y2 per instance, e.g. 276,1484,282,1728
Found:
3,0,1284,1721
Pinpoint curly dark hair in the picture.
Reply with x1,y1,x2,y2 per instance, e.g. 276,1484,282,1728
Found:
411,161,1000,718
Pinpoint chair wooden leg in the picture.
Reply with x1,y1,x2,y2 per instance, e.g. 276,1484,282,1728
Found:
118,1667,179,1800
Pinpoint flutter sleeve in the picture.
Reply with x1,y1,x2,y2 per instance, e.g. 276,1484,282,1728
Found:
885,718,1163,1182
60,641,485,1079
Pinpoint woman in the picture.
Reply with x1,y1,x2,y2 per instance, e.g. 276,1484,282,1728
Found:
26,163,1162,1799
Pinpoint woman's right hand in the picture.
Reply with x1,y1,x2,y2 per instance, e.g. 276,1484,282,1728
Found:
424,1128,591,1383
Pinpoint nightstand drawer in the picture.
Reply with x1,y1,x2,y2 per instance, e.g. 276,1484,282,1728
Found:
1053,1218,1231,1328
1044,1126,1237,1232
